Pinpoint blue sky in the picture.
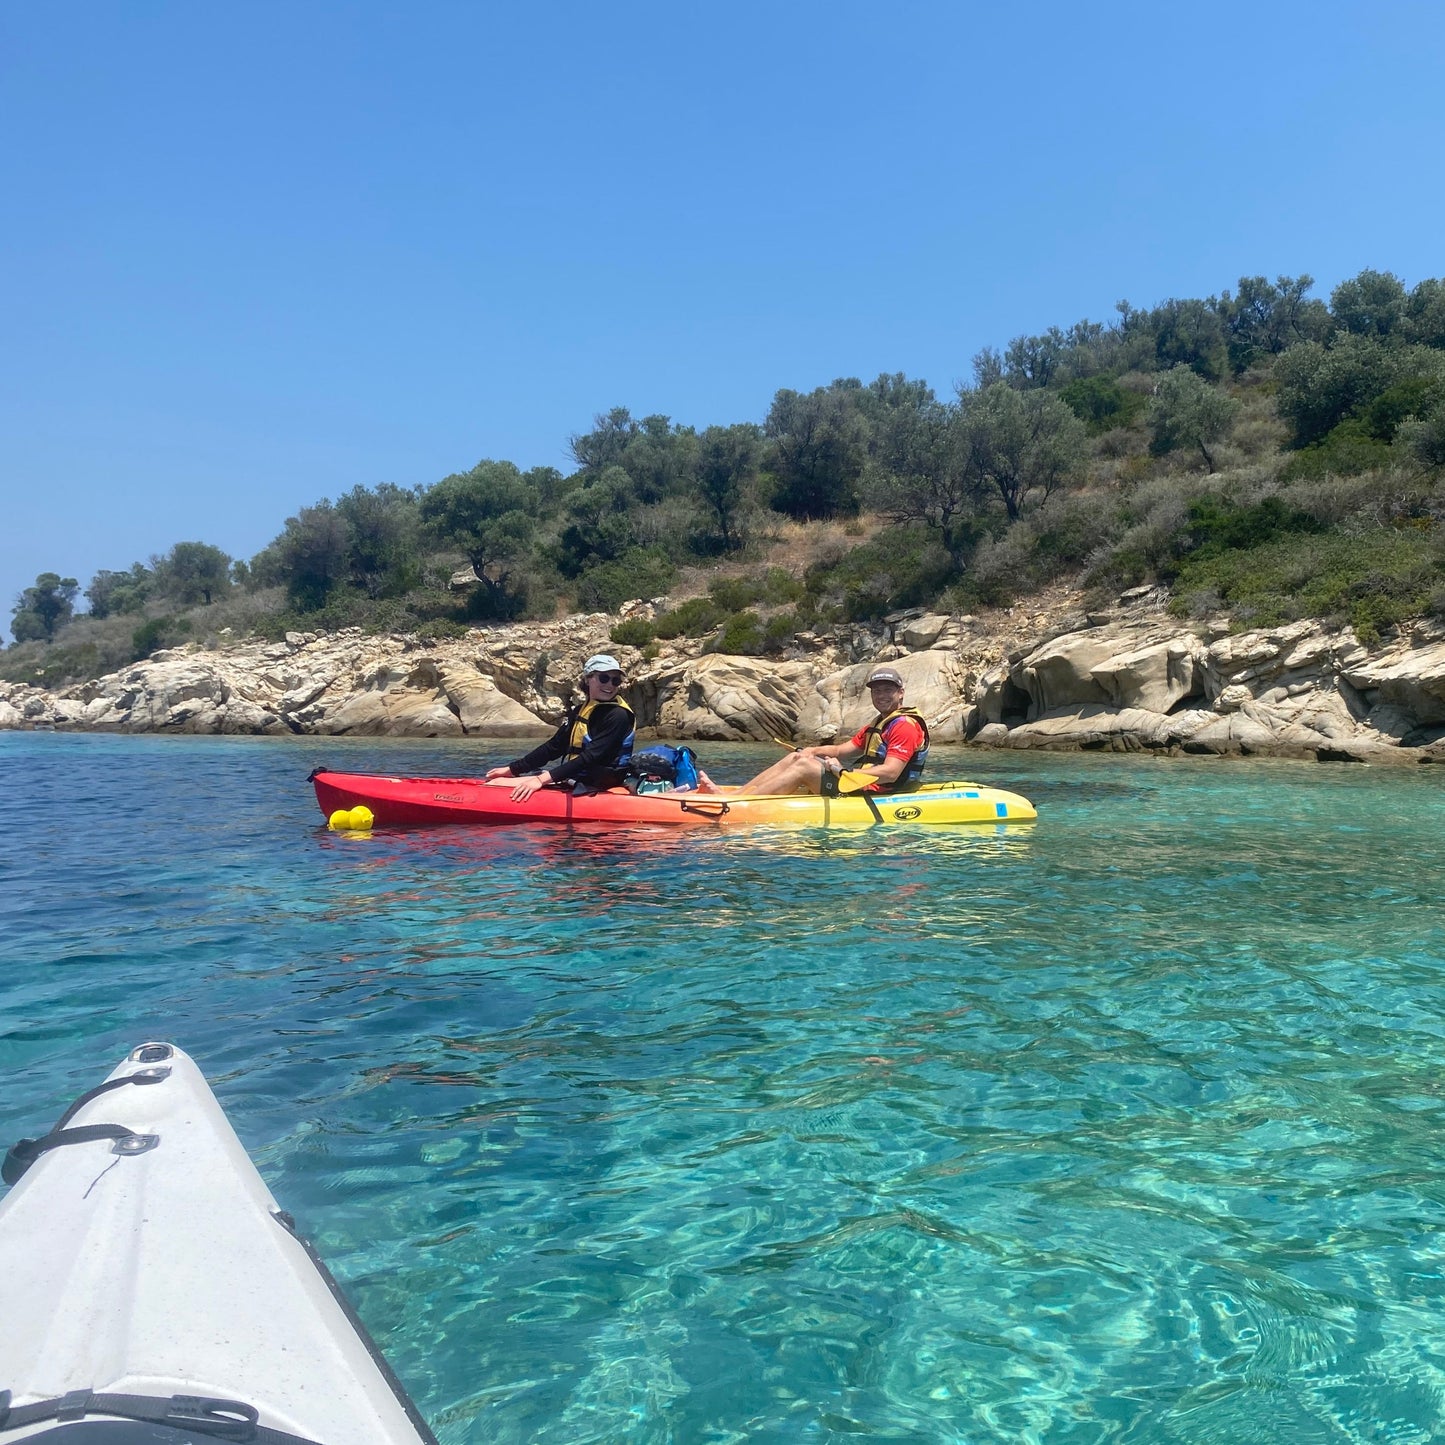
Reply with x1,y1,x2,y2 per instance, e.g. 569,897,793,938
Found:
4,1,1444,640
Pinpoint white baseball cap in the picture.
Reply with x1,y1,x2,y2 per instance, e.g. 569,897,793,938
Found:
583,653,622,675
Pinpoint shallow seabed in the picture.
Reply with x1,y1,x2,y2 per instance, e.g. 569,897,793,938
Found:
3,732,1445,1444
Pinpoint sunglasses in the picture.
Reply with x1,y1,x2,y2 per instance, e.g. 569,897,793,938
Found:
591,672,625,685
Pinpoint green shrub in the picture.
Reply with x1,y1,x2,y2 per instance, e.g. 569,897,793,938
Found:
1168,527,1440,642
1177,495,1322,562
1279,420,1396,481
707,568,803,613
1399,405,1445,470
803,524,955,621
764,610,802,650
761,567,804,604
0,640,104,687
415,618,470,642
610,617,657,648
1061,375,1145,434
132,615,192,659
710,610,765,655
654,596,724,639
1029,492,1124,570
961,526,1038,607
574,547,677,614
1363,376,1445,441
257,592,442,639
709,576,763,611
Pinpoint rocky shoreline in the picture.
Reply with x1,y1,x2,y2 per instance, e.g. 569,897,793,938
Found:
4,588,1445,764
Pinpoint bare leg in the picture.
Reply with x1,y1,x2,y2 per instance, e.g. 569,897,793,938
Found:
739,752,829,795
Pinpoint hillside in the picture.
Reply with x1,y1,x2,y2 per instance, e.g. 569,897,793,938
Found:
7,267,1444,691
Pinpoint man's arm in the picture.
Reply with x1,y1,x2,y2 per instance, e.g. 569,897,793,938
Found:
846,718,923,785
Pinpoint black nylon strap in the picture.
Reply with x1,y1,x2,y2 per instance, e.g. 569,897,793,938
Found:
678,799,729,818
0,1389,271,1440
1,1126,149,1187
53,1070,168,1132
2,1070,168,1186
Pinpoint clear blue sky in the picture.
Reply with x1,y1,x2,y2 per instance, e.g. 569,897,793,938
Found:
4,1,1444,640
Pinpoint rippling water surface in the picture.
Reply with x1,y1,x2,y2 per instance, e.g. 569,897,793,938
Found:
3,731,1445,1443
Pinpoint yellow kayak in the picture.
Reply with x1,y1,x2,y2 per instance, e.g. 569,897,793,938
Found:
711,779,1037,827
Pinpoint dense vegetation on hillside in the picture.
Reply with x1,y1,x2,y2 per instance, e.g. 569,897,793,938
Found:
8,267,1445,688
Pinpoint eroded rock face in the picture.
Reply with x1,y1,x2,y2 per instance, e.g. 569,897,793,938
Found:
972,614,1445,760
5,599,1445,764
435,662,549,737
1091,635,1205,713
796,651,971,743
634,655,819,742
1345,633,1445,730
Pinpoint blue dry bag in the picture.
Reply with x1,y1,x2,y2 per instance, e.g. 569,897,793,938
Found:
627,745,700,793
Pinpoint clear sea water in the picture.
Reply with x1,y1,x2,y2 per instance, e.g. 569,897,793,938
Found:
3,731,1445,1444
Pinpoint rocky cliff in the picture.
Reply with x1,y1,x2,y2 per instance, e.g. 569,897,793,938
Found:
5,590,1445,764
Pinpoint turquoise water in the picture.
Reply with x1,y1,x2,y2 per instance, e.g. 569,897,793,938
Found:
3,732,1445,1444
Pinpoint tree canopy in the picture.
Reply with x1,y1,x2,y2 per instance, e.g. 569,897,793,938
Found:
9,262,1445,674
11,573,78,642
420,461,541,618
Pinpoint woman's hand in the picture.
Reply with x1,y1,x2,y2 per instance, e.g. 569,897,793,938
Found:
510,771,549,802
484,766,513,781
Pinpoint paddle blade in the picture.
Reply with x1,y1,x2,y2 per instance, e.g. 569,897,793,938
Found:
836,769,879,795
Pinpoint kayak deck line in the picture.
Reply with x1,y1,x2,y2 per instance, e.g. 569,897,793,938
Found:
308,767,1038,831
0,1043,438,1445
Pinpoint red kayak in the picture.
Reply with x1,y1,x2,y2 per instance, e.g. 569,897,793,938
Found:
311,767,730,828
309,768,1038,830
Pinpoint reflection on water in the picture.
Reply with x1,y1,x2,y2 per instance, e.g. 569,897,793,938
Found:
3,733,1445,1443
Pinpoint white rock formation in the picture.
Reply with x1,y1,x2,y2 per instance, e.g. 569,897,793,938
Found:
4,597,1445,765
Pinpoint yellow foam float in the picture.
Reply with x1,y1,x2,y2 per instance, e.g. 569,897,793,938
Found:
327,805,374,832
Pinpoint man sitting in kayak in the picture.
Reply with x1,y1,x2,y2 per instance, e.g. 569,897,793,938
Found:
485,653,636,801
739,667,930,796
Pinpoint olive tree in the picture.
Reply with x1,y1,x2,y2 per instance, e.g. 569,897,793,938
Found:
957,383,1087,522
764,382,870,519
251,504,350,610
1214,274,1330,372
335,483,422,598
865,401,985,565
693,423,761,552
420,460,540,617
1276,334,1415,447
86,563,152,619
152,541,232,606
11,572,79,642
1148,365,1241,471
1331,269,1408,339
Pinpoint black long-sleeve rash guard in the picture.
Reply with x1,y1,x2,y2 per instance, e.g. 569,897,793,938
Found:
507,701,633,788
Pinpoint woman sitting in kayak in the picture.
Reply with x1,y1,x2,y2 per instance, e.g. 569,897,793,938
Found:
485,654,636,801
